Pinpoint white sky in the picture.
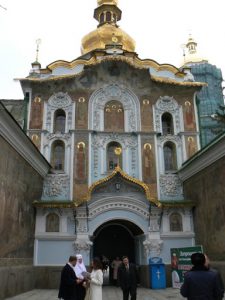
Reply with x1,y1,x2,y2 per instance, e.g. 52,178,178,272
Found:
0,0,225,99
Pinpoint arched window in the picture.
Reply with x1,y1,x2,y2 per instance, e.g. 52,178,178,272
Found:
106,11,111,22
46,213,59,232
51,140,65,171
107,141,122,170
54,109,66,133
100,12,104,24
170,213,183,231
162,112,174,135
163,142,177,171
104,100,124,132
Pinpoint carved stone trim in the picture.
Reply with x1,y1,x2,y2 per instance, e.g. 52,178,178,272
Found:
48,92,72,108
154,96,182,133
42,174,70,199
89,84,140,131
143,229,163,258
91,133,138,150
73,237,93,252
159,174,183,197
88,197,149,219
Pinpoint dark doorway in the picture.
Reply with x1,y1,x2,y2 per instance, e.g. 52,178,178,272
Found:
93,219,143,263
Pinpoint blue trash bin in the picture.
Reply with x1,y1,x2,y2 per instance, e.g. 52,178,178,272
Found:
149,257,166,289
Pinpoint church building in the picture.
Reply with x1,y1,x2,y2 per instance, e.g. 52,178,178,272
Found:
18,0,207,282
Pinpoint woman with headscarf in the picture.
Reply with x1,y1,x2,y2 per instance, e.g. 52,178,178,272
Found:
74,254,87,300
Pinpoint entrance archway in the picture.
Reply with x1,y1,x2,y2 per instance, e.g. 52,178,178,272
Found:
93,219,143,263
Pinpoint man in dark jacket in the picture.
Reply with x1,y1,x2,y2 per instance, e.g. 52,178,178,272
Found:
117,256,138,300
58,256,82,300
180,252,221,300
205,254,224,300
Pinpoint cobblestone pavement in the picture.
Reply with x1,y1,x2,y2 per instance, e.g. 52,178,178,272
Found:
6,286,184,300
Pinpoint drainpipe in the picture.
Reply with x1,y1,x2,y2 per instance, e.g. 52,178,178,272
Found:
23,92,29,132
195,96,203,148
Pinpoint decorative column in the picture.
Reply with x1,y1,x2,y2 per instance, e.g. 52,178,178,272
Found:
143,210,163,260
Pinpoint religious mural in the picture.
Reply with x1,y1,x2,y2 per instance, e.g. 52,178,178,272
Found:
142,143,154,183
30,133,41,150
141,99,153,131
104,100,124,132
29,96,43,129
75,142,86,181
75,97,88,129
184,101,195,130
187,136,197,158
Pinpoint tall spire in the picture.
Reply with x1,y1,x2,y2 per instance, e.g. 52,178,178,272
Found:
30,39,41,74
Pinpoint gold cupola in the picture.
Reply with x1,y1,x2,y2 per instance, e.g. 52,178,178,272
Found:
81,0,136,55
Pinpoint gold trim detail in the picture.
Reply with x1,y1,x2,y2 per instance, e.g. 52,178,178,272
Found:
76,166,161,207
18,54,206,87
151,74,206,87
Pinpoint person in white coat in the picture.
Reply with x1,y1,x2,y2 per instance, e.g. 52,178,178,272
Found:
85,257,103,300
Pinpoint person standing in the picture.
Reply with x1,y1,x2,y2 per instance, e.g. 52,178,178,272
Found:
117,256,138,300
180,252,222,300
204,254,224,300
85,257,103,300
74,254,87,300
58,256,82,300
111,256,122,286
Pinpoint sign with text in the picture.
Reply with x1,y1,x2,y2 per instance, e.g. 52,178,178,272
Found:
170,245,203,288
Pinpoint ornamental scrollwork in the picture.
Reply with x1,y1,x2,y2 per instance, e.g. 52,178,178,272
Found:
143,230,163,257
42,174,70,198
48,92,72,108
159,174,183,197
73,238,93,252
156,96,178,111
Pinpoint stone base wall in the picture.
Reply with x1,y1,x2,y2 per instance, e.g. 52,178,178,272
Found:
1,263,225,299
0,265,35,299
182,156,225,260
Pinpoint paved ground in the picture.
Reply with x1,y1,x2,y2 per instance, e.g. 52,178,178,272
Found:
6,286,184,300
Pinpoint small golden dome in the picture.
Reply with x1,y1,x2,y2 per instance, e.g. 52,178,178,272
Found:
97,0,118,6
81,23,136,55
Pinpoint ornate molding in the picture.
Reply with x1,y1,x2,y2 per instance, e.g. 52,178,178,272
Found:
48,92,72,108
73,237,93,252
42,174,70,199
154,96,182,133
89,201,149,219
159,174,183,197
89,84,140,131
143,230,163,258
157,135,182,146
46,133,71,142
91,133,138,150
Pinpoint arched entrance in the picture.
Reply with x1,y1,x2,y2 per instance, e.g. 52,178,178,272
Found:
92,219,143,284
93,219,143,263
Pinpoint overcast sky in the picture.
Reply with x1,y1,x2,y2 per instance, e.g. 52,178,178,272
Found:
0,0,225,99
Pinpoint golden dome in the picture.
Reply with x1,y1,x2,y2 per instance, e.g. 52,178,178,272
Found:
97,0,118,5
81,23,136,55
